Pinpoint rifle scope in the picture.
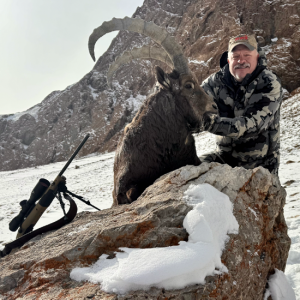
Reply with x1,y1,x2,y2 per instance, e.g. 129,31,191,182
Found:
15,134,90,238
9,178,50,232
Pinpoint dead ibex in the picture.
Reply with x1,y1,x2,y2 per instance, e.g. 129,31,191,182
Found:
88,17,218,205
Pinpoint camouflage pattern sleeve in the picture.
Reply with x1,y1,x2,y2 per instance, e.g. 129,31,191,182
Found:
201,74,219,100
206,71,282,139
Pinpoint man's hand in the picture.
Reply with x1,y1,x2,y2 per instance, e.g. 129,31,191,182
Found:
202,113,218,132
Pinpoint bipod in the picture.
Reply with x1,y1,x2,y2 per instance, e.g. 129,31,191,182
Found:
55,179,70,220
56,180,101,211
64,189,101,211
56,192,68,220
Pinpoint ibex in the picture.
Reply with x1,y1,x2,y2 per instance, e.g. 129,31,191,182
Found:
88,17,218,205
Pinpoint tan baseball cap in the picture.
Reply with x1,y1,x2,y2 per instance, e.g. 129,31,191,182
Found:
228,34,257,52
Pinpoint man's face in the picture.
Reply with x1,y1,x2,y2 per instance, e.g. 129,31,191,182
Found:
228,44,259,82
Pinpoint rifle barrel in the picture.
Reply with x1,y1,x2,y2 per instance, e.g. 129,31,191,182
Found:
58,134,90,176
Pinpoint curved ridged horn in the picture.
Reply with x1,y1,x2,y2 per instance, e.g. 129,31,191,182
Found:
89,17,190,74
107,45,173,87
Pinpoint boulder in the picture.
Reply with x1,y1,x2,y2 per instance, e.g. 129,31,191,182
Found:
0,163,291,299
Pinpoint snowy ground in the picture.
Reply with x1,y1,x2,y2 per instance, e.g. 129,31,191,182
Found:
0,94,299,298
0,151,115,247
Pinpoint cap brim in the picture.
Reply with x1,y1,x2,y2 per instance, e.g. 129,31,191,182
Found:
229,42,255,52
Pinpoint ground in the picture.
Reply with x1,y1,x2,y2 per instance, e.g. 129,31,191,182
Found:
0,93,299,298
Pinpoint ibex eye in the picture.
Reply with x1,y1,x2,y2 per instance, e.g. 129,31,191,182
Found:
185,83,194,89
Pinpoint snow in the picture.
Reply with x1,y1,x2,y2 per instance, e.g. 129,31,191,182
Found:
0,152,114,247
88,86,99,100
265,269,296,300
248,207,258,219
1,104,41,122
189,59,209,67
124,94,146,114
70,184,238,293
282,38,292,48
104,81,146,116
0,93,300,297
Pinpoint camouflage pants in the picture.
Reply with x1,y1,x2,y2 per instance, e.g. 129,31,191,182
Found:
199,151,279,175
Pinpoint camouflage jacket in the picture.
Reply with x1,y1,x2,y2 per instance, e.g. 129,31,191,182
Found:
201,48,282,172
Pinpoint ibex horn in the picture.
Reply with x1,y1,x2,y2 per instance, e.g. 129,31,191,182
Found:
107,45,173,87
89,17,190,75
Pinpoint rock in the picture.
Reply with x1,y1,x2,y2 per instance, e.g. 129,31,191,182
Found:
0,163,290,299
290,87,300,97
1,0,300,171
284,180,295,186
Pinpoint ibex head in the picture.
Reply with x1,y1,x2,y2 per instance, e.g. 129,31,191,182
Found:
89,17,217,130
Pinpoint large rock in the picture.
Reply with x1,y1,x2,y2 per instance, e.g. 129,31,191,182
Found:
1,0,300,171
0,163,290,299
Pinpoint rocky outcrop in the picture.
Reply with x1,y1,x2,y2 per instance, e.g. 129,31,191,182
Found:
0,0,300,171
0,163,290,299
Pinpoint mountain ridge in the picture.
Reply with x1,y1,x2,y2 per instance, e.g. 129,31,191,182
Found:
1,0,300,171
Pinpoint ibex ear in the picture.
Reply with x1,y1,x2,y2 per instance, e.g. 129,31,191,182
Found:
155,66,171,90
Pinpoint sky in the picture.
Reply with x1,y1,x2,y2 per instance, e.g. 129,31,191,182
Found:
0,0,144,115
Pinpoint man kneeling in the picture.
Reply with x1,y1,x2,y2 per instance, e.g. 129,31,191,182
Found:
201,34,282,175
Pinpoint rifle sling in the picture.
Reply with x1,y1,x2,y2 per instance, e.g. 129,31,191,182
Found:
0,198,78,258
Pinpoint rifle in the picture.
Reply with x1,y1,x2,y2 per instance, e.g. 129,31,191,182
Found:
1,134,100,257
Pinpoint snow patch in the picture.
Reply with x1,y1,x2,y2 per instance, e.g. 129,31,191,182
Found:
282,38,292,48
3,105,41,122
248,207,258,219
88,86,98,100
70,184,239,294
124,94,146,114
188,58,212,68
264,269,296,300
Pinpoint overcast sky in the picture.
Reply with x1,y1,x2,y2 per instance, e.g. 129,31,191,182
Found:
0,0,144,115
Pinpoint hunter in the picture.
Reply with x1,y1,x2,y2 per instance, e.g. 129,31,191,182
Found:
201,34,282,175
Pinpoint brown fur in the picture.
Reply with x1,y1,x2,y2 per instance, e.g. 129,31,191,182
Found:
112,66,217,206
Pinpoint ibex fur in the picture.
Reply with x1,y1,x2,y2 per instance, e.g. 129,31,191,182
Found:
88,17,218,205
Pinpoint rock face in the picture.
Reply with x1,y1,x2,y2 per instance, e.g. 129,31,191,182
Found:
1,0,300,171
0,163,291,299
